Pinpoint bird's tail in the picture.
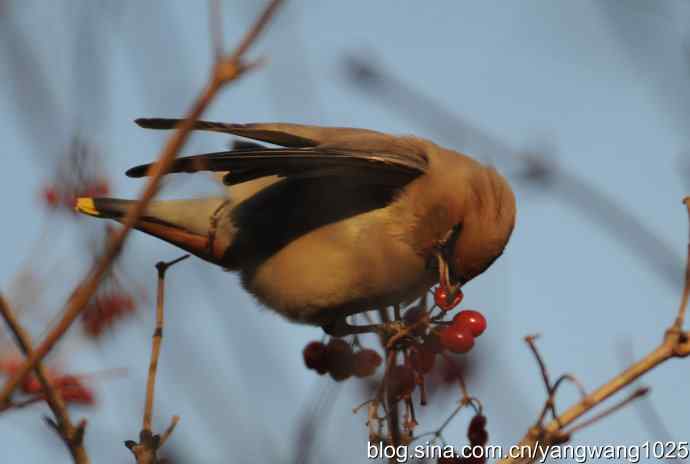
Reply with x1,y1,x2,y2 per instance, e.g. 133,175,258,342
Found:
75,197,231,263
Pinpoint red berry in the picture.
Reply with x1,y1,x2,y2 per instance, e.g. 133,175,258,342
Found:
453,310,487,337
42,186,60,208
122,295,136,311
326,338,354,381
303,341,328,374
60,386,95,405
434,286,463,311
22,375,43,394
55,375,96,405
439,325,475,353
353,349,382,377
387,365,416,400
0,358,21,375
93,179,110,196
410,345,436,374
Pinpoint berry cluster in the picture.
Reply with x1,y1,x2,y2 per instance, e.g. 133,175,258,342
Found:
81,291,136,337
24,374,95,405
387,299,486,410
41,179,110,211
0,358,95,406
303,339,382,381
39,138,110,213
302,284,489,450
438,310,486,354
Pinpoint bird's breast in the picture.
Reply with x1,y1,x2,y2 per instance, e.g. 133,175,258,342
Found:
240,206,434,325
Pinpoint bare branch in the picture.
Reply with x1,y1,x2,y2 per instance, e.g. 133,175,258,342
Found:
127,255,188,464
565,387,649,435
143,255,189,432
158,415,180,448
674,197,690,328
0,0,284,411
498,199,690,464
0,295,89,464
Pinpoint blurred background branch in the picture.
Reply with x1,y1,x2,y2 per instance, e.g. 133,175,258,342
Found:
1,1,690,462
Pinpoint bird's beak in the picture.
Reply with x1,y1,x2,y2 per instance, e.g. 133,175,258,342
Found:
434,250,463,293
75,197,224,262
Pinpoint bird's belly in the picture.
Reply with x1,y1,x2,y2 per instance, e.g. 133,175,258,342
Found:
241,213,434,325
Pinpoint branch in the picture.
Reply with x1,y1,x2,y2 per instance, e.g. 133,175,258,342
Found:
0,295,89,464
498,198,690,464
0,0,283,410
145,255,188,431
126,254,188,464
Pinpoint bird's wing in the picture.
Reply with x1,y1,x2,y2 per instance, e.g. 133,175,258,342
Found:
131,119,429,186
135,118,386,148
126,139,428,187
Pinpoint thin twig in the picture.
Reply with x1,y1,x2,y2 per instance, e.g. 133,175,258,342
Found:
127,255,188,464
524,335,564,425
499,340,690,464
616,340,676,457
498,199,690,464
524,335,550,395
376,307,402,451
143,255,189,432
0,295,89,463
675,197,690,329
0,0,283,411
158,415,180,448
565,387,649,436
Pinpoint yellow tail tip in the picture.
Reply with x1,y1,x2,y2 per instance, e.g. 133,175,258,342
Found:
75,197,100,216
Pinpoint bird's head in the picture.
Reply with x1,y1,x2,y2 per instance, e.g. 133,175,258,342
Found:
435,165,516,290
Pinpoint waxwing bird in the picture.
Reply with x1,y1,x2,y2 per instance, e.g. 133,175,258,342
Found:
76,119,516,335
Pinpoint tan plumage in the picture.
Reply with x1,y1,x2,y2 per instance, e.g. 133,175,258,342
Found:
76,119,516,333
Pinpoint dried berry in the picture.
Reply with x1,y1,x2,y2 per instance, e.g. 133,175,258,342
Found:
468,414,488,446
326,338,354,381
303,341,328,374
387,365,416,400
422,332,445,354
353,349,382,378
410,345,436,374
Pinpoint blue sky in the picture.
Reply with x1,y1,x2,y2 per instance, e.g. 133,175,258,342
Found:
1,1,690,462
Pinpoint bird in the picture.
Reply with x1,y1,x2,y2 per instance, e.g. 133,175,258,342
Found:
76,119,516,335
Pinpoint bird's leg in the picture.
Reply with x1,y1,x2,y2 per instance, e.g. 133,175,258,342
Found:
322,316,382,337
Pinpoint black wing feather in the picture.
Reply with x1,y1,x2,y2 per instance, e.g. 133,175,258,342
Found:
125,147,427,186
